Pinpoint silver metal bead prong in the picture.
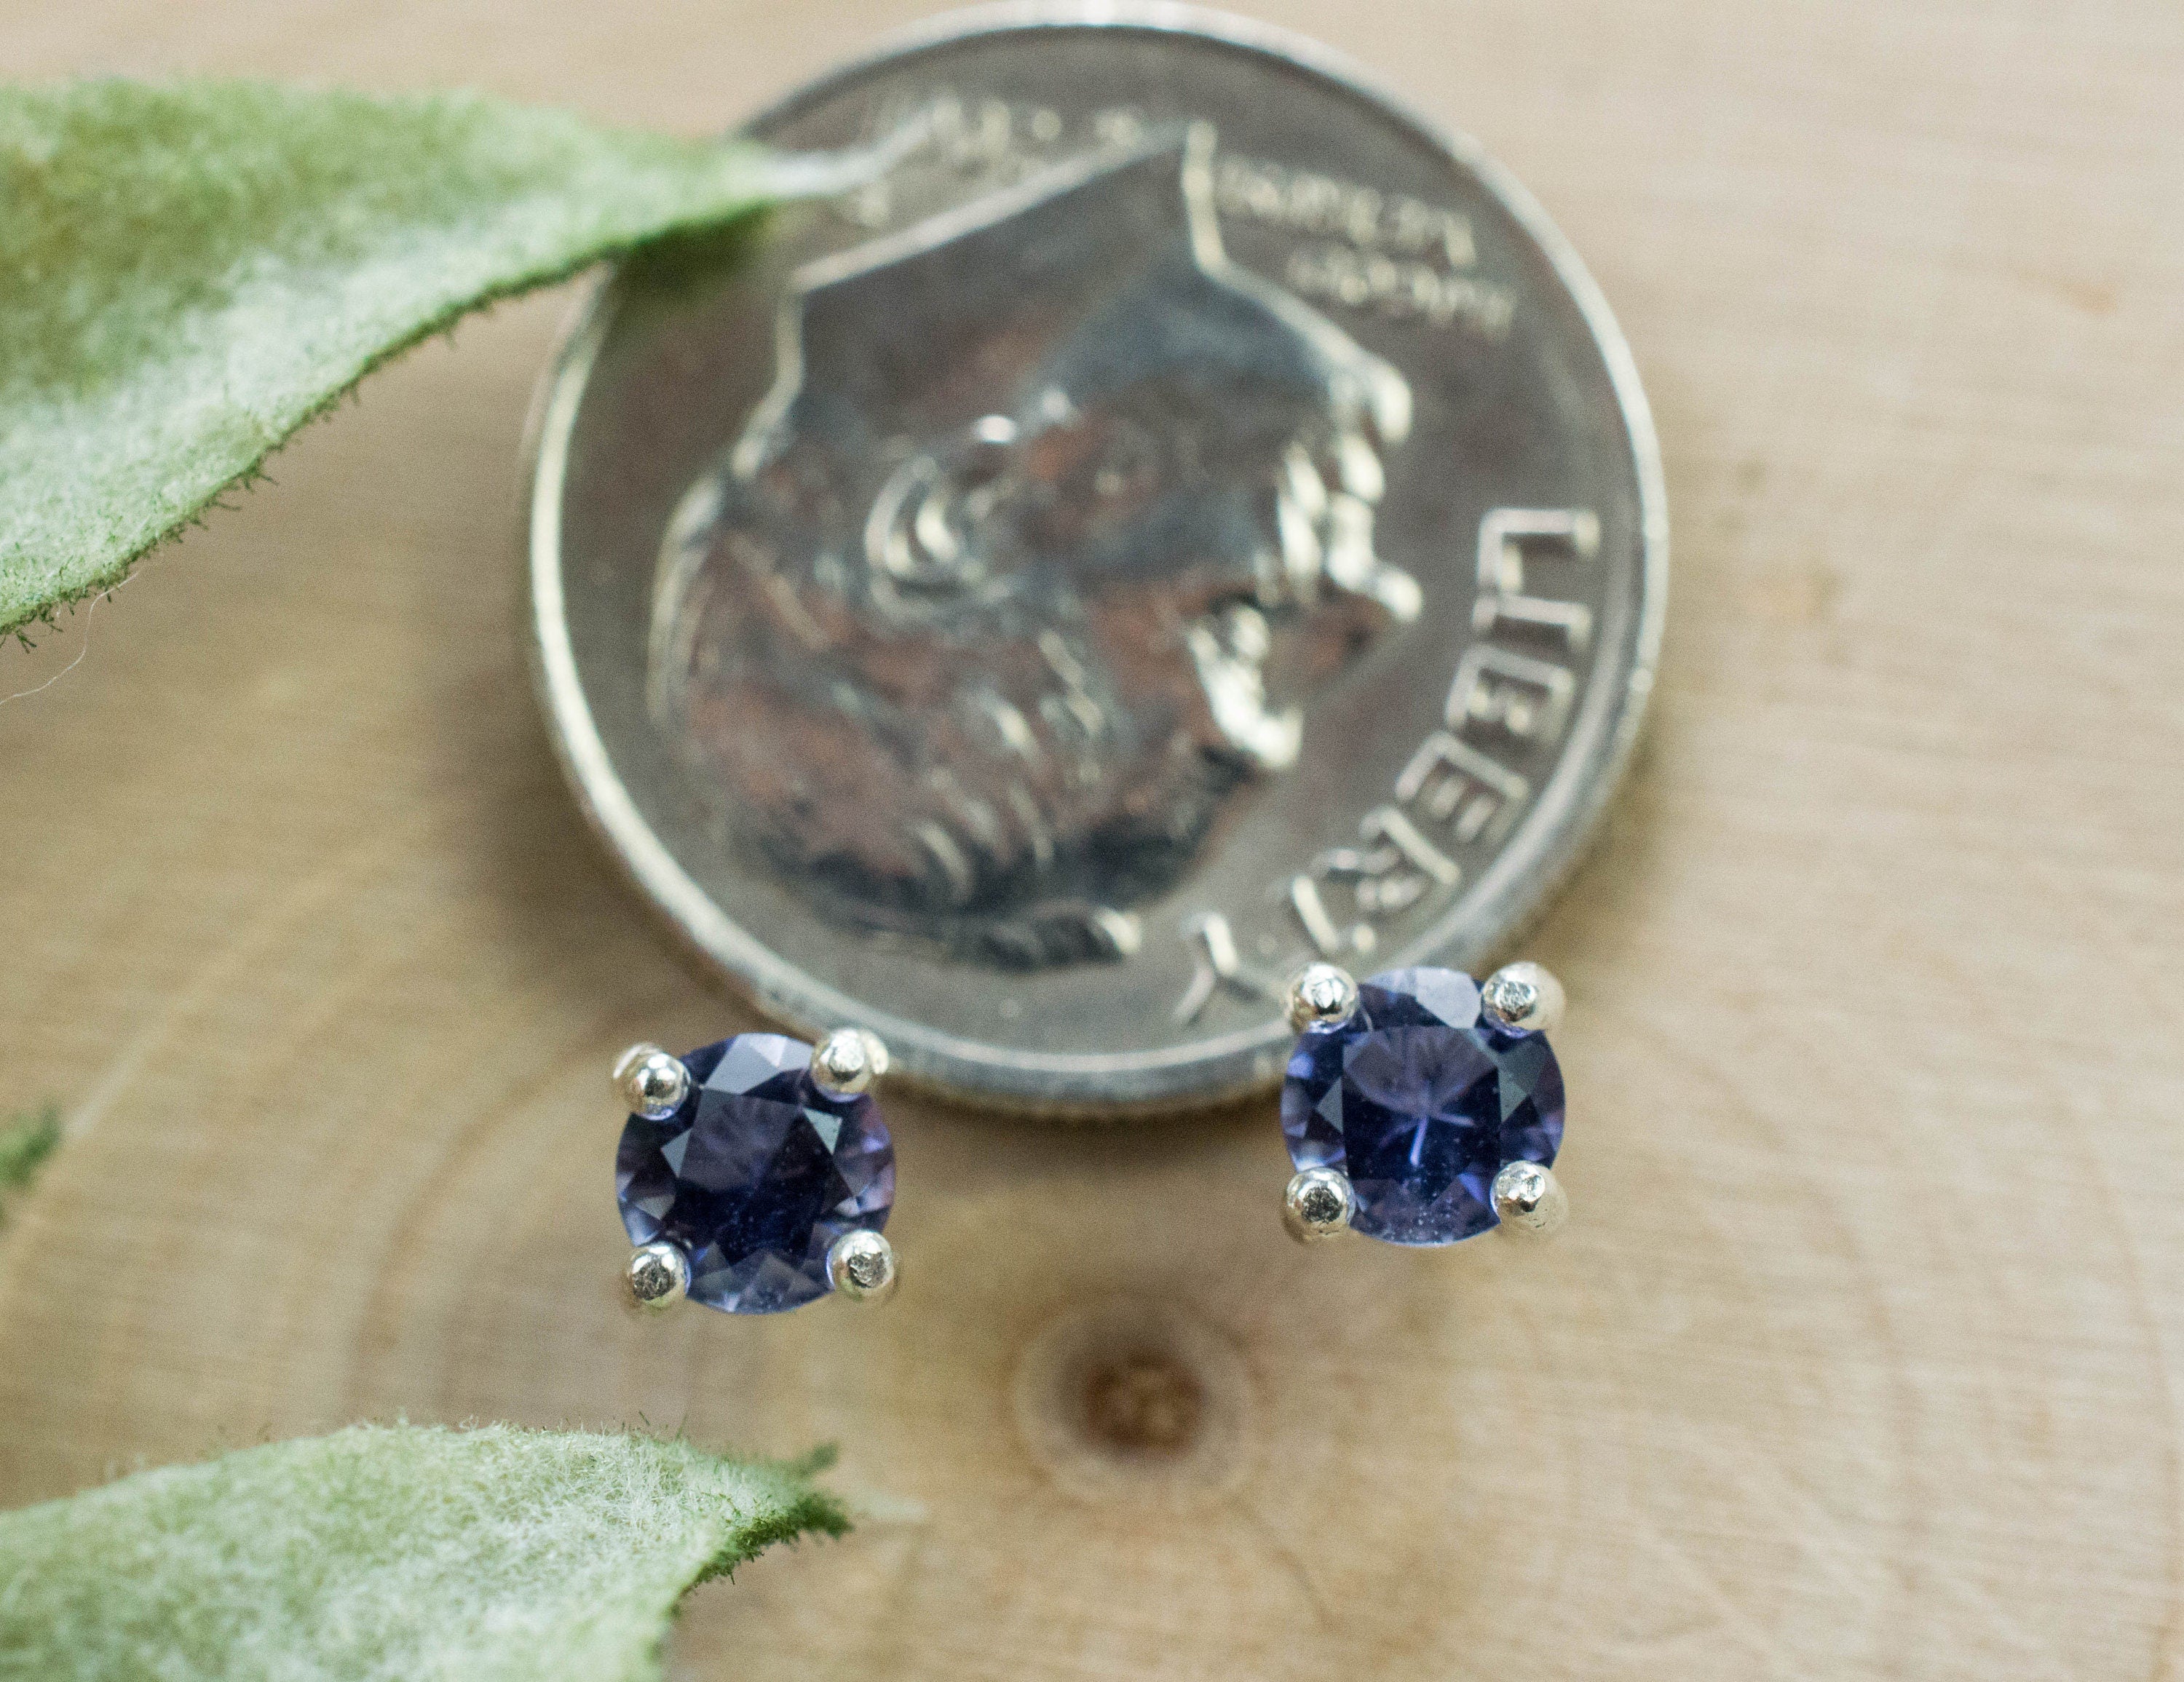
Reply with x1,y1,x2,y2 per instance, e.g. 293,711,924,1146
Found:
1285,962,1360,1033
811,1026,887,1097
613,1043,691,1120
827,1229,898,1302
625,1241,690,1311
1492,1161,1569,1238
1480,961,1566,1036
1283,1166,1358,1244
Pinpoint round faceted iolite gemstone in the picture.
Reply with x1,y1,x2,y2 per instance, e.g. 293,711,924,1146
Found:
615,1034,894,1314
1281,967,1564,1245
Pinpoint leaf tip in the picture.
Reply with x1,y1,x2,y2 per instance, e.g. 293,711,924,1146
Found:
0,1100,61,1210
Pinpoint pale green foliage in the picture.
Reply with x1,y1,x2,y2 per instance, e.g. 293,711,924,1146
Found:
0,1424,846,1681
0,81,773,640
0,1103,59,1222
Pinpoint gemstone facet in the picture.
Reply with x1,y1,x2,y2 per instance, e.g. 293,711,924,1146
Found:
615,1034,895,1313
1281,966,1564,1245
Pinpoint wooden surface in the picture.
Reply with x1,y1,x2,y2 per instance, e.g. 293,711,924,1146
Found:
4,2,2182,1678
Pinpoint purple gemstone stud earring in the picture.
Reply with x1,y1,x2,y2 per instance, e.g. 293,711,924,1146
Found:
611,1027,897,1314
1278,961,1569,1247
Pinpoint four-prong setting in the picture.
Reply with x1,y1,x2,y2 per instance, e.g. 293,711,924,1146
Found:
613,1027,896,1314
1280,964,1570,1247
811,1026,890,1098
1285,961,1360,1033
1283,1166,1358,1245
612,1043,690,1121
625,1240,691,1312
1490,1160,1568,1237
827,1229,899,1302
1480,961,1565,1036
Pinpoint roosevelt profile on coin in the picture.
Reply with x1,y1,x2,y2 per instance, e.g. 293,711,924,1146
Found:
649,122,1424,967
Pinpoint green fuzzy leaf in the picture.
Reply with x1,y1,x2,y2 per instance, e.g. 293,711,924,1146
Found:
0,1103,60,1222
0,81,777,641
0,1424,847,1682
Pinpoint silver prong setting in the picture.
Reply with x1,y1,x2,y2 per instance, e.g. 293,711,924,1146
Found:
613,1043,691,1120
1491,1161,1568,1237
1283,1166,1358,1244
625,1241,690,1311
812,1026,888,1098
1285,962,1360,1033
827,1229,898,1302
1480,962,1566,1036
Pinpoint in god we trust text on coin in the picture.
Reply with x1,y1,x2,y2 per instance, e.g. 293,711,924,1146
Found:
527,4,1666,1114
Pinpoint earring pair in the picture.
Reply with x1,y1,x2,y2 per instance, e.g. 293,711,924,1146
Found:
609,955,1568,1317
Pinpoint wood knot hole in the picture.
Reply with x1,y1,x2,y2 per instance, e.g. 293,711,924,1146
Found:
1012,1296,1251,1505
1081,1347,1205,1457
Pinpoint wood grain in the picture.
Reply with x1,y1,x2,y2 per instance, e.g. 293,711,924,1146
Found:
3,1,2181,1678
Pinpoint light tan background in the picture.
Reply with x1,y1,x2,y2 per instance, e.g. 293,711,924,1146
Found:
4,1,2182,1678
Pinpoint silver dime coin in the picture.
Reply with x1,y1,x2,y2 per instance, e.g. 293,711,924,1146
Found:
526,3,1667,1115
